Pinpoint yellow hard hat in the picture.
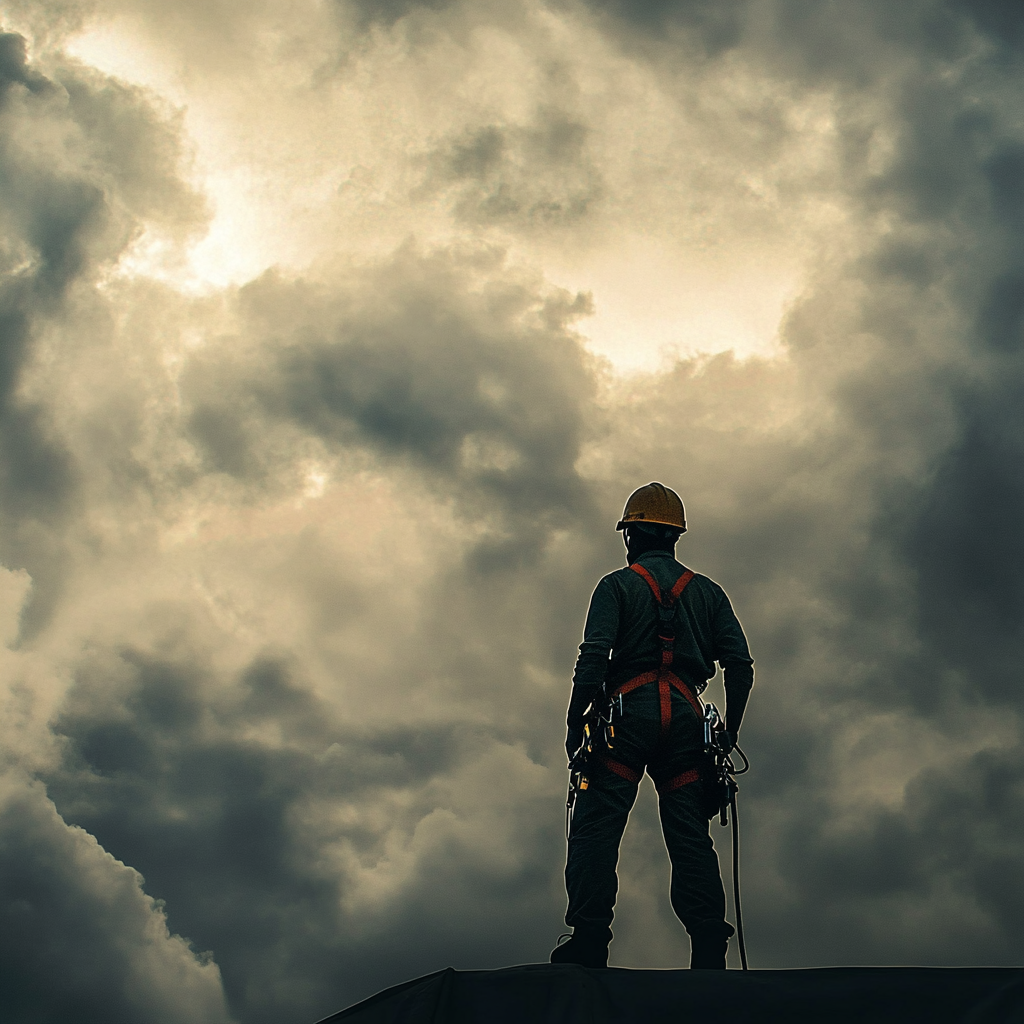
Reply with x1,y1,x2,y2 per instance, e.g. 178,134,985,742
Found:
616,482,686,532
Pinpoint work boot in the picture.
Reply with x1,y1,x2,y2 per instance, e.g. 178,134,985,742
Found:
689,935,727,969
549,925,612,968
688,922,732,969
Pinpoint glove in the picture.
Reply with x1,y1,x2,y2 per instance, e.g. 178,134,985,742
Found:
565,686,593,761
719,731,736,755
566,728,584,762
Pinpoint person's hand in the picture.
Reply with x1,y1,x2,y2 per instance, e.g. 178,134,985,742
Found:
565,687,592,762
566,726,584,762
719,730,735,755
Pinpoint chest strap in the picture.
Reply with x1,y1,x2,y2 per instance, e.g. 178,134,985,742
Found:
610,564,700,735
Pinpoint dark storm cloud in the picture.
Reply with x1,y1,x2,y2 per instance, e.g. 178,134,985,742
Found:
823,12,1024,714
43,635,563,1023
185,248,602,562
0,778,233,1023
905,379,1024,705
954,0,1024,51
0,32,51,94
0,32,90,537
577,0,752,54
343,0,458,31
0,28,232,1021
577,0,998,86
418,109,603,228
0,31,205,634
746,736,1024,971
270,277,595,532
902,129,1024,703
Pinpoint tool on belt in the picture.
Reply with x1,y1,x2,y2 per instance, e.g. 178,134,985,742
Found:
565,686,623,841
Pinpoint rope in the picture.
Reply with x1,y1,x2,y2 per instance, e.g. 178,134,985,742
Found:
730,784,748,971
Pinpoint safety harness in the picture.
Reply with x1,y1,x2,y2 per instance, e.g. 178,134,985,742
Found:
598,563,702,795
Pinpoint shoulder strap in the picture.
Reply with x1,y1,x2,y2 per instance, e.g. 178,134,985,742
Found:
630,562,663,603
668,568,696,602
630,563,695,608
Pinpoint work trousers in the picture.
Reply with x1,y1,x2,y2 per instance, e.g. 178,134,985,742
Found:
565,685,732,940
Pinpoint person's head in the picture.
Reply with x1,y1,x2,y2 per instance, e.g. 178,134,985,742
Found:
622,521,682,561
616,482,686,563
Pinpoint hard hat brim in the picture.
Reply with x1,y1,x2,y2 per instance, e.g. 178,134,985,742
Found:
616,519,686,533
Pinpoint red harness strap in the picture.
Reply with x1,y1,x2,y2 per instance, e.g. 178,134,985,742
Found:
599,754,642,784
655,768,700,795
601,759,700,794
610,565,699,733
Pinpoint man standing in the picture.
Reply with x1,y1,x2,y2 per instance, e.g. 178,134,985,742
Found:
551,483,754,970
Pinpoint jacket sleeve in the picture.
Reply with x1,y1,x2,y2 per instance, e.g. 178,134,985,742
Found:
712,591,754,738
571,575,620,691
565,576,619,760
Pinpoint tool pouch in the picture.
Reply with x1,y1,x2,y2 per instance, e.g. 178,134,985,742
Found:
702,757,733,820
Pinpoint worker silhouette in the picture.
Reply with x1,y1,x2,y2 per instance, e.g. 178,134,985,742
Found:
551,483,754,970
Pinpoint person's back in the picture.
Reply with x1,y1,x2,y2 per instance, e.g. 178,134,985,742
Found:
551,483,753,969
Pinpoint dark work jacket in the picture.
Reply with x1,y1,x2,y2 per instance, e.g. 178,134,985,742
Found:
571,549,754,734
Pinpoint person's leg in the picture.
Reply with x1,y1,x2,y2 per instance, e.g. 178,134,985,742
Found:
658,781,734,967
554,689,663,967
652,691,734,967
552,764,639,966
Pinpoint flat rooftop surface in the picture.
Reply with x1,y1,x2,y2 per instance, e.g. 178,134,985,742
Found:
318,963,1024,1023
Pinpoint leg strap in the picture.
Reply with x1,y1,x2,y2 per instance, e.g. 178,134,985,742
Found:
599,755,642,784
655,768,700,795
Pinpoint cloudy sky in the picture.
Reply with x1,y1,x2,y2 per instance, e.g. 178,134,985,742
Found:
0,1,1021,1021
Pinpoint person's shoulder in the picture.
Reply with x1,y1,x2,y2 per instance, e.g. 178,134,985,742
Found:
597,564,633,587
679,566,728,599
682,566,717,586
581,568,626,609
